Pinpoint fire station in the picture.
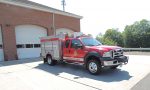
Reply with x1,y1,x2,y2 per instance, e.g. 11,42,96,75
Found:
0,0,82,61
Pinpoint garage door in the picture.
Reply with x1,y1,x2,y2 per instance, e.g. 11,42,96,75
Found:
56,28,74,36
15,25,47,59
0,26,4,61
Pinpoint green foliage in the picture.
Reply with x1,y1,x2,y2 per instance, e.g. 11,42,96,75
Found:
96,29,124,46
101,38,117,45
96,19,150,48
124,19,150,48
87,34,93,37
104,29,124,46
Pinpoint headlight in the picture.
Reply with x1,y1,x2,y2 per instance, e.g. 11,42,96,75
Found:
103,51,113,58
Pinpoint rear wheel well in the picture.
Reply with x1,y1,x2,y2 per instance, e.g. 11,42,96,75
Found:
46,54,52,58
46,54,57,66
44,54,52,63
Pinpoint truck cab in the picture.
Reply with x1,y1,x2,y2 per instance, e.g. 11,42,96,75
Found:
41,33,128,75
63,38,87,64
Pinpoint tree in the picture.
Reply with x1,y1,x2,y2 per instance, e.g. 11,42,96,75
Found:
96,34,116,45
96,29,124,46
124,19,150,48
87,34,93,37
103,28,124,46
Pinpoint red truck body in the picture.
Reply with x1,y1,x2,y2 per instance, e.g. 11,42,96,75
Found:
41,33,128,75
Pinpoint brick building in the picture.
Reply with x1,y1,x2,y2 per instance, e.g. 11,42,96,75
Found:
0,0,82,61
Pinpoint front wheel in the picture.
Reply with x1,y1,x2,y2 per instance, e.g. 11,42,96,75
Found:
87,59,101,75
46,56,57,66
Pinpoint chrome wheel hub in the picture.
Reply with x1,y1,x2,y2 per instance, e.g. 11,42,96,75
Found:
89,62,98,73
47,57,52,64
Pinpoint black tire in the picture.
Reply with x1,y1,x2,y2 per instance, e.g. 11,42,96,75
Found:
43,58,47,63
110,65,118,69
87,59,101,75
46,56,57,66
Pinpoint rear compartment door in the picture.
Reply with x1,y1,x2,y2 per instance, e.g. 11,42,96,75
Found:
52,40,61,60
41,38,61,60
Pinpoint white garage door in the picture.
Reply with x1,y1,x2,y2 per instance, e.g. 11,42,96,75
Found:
15,25,47,59
56,28,74,36
0,26,4,61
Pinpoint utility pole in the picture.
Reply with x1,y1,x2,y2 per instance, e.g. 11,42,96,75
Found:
61,0,66,11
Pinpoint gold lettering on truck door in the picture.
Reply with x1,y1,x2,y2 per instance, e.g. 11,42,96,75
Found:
74,50,77,56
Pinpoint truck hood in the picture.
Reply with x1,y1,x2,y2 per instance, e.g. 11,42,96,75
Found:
85,45,122,52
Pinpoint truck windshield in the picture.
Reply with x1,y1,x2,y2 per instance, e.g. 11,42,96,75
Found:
81,38,102,46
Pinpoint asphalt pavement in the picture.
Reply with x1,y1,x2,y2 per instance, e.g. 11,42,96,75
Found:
0,55,150,90
131,73,150,90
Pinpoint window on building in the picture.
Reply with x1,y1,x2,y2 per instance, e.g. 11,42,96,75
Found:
16,44,25,48
34,44,41,48
26,44,33,48
0,44,2,49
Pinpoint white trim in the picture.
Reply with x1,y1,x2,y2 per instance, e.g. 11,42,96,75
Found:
0,0,82,19
103,60,120,66
63,57,84,61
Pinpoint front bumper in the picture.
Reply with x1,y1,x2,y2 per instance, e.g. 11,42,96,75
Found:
102,56,129,66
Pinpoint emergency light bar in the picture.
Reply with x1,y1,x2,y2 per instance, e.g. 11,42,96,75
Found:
73,32,83,38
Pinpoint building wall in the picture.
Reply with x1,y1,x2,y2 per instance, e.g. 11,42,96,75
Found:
0,3,80,60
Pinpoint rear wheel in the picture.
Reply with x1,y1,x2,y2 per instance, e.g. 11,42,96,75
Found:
43,58,47,63
46,56,57,66
87,59,101,75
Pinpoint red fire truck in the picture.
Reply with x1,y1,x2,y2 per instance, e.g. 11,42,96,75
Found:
40,32,128,75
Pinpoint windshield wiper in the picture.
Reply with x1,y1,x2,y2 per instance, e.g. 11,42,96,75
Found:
96,44,102,46
86,44,95,46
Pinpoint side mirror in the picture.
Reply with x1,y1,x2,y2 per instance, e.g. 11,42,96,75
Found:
74,43,83,49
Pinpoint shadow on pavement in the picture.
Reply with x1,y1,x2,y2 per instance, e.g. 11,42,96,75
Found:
35,62,132,82
0,58,41,67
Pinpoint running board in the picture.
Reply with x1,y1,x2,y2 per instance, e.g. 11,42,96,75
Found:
64,61,84,65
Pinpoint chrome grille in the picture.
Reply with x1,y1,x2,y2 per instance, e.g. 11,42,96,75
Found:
113,49,123,57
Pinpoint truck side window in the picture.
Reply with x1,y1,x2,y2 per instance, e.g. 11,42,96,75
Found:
71,39,82,48
0,45,2,49
65,40,70,48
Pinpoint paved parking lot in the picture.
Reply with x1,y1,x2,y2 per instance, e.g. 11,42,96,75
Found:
0,55,150,90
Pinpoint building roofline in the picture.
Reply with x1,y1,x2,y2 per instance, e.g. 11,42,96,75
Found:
0,0,83,19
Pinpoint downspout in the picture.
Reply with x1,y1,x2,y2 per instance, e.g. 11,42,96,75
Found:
52,13,56,35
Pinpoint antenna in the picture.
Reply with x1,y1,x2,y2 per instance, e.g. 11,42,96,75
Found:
61,0,66,11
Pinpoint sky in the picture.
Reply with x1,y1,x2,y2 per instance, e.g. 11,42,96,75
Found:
30,0,150,37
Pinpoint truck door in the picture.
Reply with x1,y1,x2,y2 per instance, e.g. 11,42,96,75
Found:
63,39,71,57
69,39,86,63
